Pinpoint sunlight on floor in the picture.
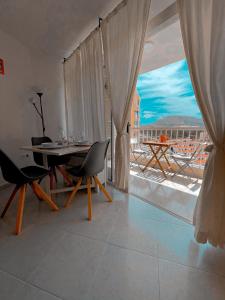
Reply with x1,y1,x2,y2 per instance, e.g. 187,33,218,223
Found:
130,167,202,196
129,165,201,223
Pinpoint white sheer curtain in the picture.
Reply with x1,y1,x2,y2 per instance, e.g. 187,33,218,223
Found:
64,49,84,139
64,29,105,142
177,0,225,247
102,0,151,191
80,30,105,142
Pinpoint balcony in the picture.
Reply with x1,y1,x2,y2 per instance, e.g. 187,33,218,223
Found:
129,126,209,222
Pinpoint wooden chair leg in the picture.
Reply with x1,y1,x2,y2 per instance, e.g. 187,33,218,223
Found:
93,176,112,202
56,166,73,186
29,181,45,202
15,184,27,235
31,182,59,211
87,177,92,221
1,185,19,218
65,177,82,208
30,182,43,200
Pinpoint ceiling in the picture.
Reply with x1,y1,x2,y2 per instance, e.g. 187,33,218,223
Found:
140,20,185,74
0,0,176,59
149,0,175,18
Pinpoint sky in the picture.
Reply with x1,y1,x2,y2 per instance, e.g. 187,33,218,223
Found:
136,59,202,126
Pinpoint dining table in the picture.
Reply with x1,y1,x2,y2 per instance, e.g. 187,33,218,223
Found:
21,144,90,195
142,141,176,178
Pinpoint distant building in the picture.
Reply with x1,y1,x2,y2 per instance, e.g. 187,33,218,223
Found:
130,91,140,142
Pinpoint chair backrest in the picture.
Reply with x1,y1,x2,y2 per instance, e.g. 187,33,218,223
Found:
31,136,52,166
0,150,25,184
79,139,110,176
190,143,203,160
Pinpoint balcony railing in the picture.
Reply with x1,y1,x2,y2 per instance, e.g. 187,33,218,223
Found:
130,126,210,179
131,126,209,143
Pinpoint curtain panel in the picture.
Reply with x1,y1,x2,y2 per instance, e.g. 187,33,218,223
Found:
177,0,225,247
102,0,151,191
64,29,105,142
64,49,84,139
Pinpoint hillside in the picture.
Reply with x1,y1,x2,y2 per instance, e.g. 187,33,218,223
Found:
142,116,204,128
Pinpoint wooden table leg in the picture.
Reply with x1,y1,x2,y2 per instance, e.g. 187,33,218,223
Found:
152,146,171,169
162,147,171,167
155,156,167,178
143,145,161,171
150,145,167,178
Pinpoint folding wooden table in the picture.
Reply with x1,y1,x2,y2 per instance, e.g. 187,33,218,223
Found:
142,141,174,178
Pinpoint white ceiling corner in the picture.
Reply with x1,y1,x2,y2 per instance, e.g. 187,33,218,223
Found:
0,0,176,60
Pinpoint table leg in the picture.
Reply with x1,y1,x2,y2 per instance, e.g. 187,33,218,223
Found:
143,145,161,171
152,146,171,168
163,148,171,167
42,154,50,195
155,156,167,178
149,145,167,178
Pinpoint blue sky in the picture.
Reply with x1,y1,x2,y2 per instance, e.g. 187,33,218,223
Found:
136,59,202,125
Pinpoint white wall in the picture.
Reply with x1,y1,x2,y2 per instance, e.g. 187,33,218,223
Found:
30,54,66,140
0,29,66,185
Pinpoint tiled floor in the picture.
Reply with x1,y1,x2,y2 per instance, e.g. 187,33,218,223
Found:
130,167,201,222
0,184,225,300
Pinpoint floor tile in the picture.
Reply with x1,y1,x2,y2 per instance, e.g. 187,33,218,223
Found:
28,232,107,300
159,259,225,300
0,270,61,300
108,214,158,256
88,243,159,300
118,193,190,227
0,186,60,233
155,220,225,277
61,192,121,242
129,174,197,222
0,223,61,280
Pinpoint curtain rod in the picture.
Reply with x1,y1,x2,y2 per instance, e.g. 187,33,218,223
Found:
63,0,127,63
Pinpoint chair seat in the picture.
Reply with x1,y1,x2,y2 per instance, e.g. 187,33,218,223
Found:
171,154,191,161
21,166,49,181
67,165,84,177
132,149,147,154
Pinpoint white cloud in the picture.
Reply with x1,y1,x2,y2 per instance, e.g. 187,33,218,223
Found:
143,111,155,119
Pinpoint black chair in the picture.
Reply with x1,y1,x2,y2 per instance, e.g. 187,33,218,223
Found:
65,140,112,220
0,150,59,235
31,136,72,188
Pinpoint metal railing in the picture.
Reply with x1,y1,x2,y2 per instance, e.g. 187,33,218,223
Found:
131,126,209,144
130,127,210,177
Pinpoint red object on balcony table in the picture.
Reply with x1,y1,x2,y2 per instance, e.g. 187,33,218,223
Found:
159,134,169,143
0,58,5,75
